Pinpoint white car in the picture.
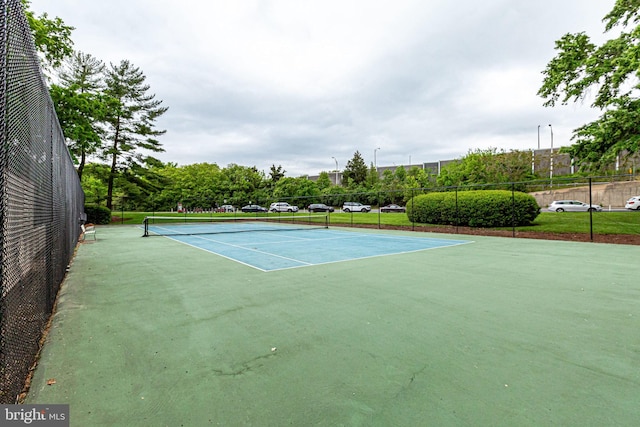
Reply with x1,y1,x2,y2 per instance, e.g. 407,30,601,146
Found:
547,200,602,212
625,196,640,210
342,202,371,213
269,202,299,213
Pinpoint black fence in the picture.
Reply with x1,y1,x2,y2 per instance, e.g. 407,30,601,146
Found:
0,0,85,403
194,174,639,241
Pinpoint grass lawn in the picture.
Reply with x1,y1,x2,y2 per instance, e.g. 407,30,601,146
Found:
514,211,640,235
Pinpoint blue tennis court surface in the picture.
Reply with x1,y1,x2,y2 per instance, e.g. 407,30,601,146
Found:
151,227,473,271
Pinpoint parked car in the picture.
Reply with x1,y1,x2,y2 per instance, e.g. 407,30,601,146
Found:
308,203,334,212
342,202,371,213
219,204,235,212
269,202,299,213
381,204,406,213
547,200,602,212
241,204,267,213
625,196,640,210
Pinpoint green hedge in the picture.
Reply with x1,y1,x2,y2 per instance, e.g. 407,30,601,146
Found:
84,204,112,225
406,190,540,227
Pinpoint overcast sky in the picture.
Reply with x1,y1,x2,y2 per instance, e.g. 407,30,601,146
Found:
29,0,615,177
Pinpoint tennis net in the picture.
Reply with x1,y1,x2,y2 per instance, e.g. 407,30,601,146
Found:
142,214,329,237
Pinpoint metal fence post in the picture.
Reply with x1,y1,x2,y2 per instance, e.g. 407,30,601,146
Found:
377,191,381,229
511,182,516,238
455,186,459,234
411,188,415,231
589,177,593,241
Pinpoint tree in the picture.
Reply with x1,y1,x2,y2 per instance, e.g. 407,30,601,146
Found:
218,164,268,206
407,166,435,188
102,60,168,209
538,0,640,171
51,52,107,179
269,164,286,182
81,164,110,206
394,165,407,182
273,177,319,206
50,85,107,179
342,151,368,187
321,184,348,207
58,51,104,91
315,172,332,191
436,148,535,187
378,168,404,204
152,162,221,210
22,0,74,68
366,163,379,188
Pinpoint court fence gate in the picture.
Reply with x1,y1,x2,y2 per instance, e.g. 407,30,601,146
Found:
0,0,85,403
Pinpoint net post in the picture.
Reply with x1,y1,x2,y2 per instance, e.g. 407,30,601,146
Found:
143,217,149,237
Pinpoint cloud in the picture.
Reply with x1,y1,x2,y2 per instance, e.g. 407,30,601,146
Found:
30,0,615,176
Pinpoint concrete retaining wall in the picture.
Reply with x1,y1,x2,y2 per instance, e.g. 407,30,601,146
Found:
531,180,640,209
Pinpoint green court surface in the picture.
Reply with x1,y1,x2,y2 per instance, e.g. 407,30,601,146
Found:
26,226,640,426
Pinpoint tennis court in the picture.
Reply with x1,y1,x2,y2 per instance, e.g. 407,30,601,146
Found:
144,217,472,271
25,225,640,426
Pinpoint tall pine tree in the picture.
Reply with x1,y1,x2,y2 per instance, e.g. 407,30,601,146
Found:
102,60,168,209
51,51,106,179
342,151,368,186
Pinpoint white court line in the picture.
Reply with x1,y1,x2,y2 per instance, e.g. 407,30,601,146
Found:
154,237,306,272
267,240,475,272
148,227,474,272
182,234,314,267
229,231,472,247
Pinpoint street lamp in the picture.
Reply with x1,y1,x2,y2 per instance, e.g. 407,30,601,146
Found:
374,147,381,170
537,125,540,150
549,124,554,184
331,156,338,185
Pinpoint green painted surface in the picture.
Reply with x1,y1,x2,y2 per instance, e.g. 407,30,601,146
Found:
26,226,640,426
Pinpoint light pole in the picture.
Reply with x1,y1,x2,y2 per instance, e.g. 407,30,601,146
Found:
533,124,541,175
374,147,381,171
548,124,554,185
331,156,338,185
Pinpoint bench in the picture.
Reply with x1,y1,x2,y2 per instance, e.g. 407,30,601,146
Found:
81,224,96,241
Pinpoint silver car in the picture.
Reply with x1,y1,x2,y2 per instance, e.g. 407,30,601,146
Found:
342,202,371,213
269,202,299,213
548,200,602,212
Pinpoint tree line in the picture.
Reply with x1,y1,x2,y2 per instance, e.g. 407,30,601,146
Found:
82,148,546,212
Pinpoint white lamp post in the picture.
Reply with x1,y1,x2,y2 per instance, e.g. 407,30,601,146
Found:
548,124,554,185
331,156,338,185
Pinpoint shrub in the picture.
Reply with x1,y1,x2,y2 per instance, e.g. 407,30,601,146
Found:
84,204,112,225
406,190,539,227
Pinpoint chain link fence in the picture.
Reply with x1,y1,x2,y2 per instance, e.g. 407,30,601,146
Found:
216,174,639,241
0,0,85,403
